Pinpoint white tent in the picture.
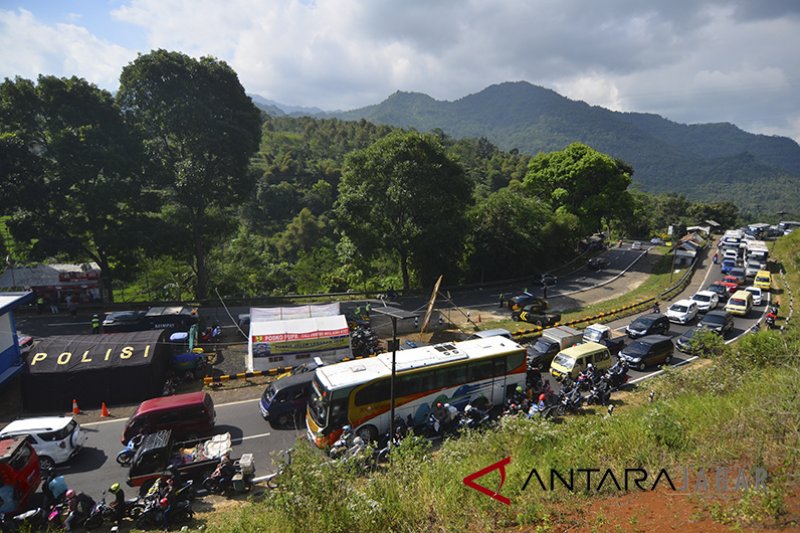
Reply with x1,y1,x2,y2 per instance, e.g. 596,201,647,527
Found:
246,304,352,372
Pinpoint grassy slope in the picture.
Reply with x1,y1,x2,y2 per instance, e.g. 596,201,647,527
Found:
188,235,800,533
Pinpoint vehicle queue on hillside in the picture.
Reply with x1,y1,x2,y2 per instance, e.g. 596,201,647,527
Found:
0,225,782,530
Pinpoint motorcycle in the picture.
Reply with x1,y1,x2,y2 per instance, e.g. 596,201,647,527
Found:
135,498,193,530
603,361,629,391
576,368,603,391
329,428,355,459
586,380,612,406
116,433,145,466
460,405,490,430
203,455,255,495
555,386,584,416
1,508,44,532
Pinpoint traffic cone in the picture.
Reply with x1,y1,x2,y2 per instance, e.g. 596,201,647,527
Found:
72,399,80,415
101,402,110,417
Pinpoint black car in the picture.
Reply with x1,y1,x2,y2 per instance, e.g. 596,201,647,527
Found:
618,335,674,370
705,283,730,302
728,267,747,286
700,310,734,336
531,274,558,287
509,292,547,312
587,257,610,271
102,310,147,332
676,327,703,354
625,313,670,338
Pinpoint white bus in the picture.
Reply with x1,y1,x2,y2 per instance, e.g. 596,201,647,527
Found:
745,240,769,262
306,336,526,447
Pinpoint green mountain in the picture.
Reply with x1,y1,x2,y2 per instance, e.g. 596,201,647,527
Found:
328,81,800,211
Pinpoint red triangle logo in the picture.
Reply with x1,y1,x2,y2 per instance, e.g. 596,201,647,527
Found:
463,456,512,505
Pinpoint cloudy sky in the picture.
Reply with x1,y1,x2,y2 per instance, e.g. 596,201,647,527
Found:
2,0,799,141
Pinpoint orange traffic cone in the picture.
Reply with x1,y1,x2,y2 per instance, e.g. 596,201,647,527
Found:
101,402,110,417
72,399,80,415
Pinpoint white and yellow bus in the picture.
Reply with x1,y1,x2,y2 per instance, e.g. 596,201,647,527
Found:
306,336,526,447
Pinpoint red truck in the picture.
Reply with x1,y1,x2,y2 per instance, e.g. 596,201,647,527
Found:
0,436,42,515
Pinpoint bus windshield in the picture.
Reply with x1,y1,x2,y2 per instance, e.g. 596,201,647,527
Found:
308,377,329,428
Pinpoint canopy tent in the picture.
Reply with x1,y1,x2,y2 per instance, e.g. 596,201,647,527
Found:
22,330,169,412
247,305,351,372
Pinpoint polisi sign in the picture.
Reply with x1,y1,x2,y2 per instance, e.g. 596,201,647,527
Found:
30,344,151,366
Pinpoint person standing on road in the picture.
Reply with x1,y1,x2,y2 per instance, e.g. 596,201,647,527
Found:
498,293,505,308
542,285,548,299
91,314,101,334
36,295,44,314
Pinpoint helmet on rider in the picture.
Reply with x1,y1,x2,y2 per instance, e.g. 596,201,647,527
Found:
65,489,76,499
160,497,169,508
109,482,121,494
436,402,443,409
539,394,546,402
444,403,451,409
342,425,352,433
587,363,594,370
516,385,524,394
464,405,473,414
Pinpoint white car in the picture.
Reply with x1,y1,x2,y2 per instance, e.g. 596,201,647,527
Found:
691,290,719,312
744,286,763,306
666,299,699,324
631,241,642,250
0,416,87,470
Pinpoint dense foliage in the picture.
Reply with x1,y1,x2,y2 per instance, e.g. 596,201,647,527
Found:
333,81,800,215
0,57,761,299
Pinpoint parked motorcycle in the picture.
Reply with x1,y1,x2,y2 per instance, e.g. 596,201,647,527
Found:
586,380,612,406
1,508,44,532
203,454,255,495
460,404,490,430
135,497,193,530
602,360,630,391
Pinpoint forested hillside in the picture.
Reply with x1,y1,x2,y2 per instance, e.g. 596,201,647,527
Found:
0,62,755,300
329,81,800,212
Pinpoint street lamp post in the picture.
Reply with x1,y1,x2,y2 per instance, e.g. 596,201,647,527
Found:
372,306,417,453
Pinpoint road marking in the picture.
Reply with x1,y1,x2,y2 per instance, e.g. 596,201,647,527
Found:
82,398,260,427
234,431,271,443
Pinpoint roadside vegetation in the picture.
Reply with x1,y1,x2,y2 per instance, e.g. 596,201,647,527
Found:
189,234,800,533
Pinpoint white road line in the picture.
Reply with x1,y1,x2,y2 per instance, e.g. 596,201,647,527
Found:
234,432,271,443
83,398,261,427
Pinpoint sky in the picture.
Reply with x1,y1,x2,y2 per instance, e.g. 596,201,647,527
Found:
1,0,800,142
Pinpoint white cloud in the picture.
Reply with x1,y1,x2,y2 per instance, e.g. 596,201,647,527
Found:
1,1,799,141
0,9,135,89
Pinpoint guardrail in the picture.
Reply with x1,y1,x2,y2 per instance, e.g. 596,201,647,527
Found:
508,246,703,343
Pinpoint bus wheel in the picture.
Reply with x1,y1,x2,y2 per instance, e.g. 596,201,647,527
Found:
357,425,378,444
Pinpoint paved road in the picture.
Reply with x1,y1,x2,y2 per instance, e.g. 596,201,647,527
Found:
59,398,304,497
19,242,770,500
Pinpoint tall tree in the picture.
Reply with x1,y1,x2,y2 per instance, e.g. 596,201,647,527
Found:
116,50,262,299
0,75,149,300
336,131,473,290
523,142,633,236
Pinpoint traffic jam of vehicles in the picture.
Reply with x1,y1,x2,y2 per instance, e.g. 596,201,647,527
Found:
0,225,784,530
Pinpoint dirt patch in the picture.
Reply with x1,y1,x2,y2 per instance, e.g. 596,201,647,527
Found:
536,481,800,532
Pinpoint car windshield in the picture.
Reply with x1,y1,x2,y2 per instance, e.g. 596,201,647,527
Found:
308,377,330,428
693,294,710,302
624,342,649,355
729,298,746,306
39,419,77,442
703,314,725,325
670,305,688,313
584,328,604,342
630,318,652,329
552,353,575,370
531,339,556,354
680,329,696,341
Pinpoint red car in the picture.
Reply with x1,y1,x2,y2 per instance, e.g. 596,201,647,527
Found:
719,275,742,293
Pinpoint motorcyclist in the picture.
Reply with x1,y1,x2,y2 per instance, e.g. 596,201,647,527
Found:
511,385,527,405
528,394,547,417
444,403,459,426
431,402,447,424
108,482,125,526
211,455,237,488
652,301,661,314
62,489,79,533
